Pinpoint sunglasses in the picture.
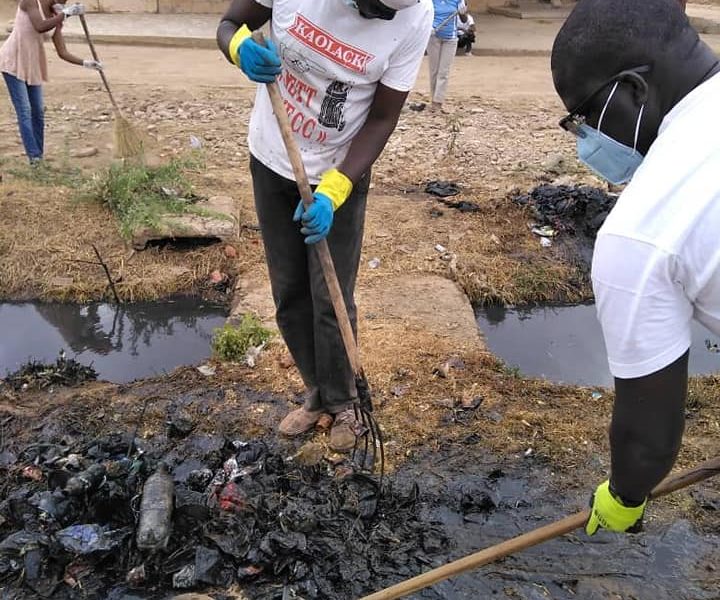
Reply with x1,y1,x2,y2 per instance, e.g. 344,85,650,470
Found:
559,65,651,137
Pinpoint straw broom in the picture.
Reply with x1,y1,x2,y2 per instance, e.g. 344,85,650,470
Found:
78,15,144,162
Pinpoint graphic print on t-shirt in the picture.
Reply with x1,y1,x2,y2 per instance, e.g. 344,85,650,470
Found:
288,13,376,75
319,81,351,132
280,42,328,77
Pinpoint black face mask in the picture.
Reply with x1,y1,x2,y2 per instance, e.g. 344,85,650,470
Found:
357,0,397,20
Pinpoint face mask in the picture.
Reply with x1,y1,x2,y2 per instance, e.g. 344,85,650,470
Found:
576,81,645,185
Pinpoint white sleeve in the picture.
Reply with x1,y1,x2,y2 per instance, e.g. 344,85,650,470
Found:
380,6,433,92
254,0,272,7
592,234,693,379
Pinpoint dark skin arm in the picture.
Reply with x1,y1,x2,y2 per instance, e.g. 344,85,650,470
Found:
216,0,404,185
339,83,407,184
216,0,271,63
21,0,64,33
51,23,84,65
610,351,688,505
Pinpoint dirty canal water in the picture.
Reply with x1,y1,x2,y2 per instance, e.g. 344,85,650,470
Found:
476,303,720,387
0,299,226,383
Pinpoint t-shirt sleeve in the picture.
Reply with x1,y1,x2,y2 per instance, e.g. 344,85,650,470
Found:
591,234,693,379
380,6,433,92
254,0,272,7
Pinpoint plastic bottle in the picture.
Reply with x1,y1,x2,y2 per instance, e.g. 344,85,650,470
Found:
65,463,106,496
136,463,174,551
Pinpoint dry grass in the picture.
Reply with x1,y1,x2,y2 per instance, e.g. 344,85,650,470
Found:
0,177,253,302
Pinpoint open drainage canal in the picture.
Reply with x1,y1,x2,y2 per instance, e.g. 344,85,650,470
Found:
476,303,720,387
0,299,226,383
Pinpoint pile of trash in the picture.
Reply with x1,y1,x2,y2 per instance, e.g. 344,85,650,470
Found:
0,426,447,599
3,352,97,392
512,184,618,239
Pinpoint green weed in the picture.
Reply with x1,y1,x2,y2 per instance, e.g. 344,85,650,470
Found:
5,160,85,188
80,153,215,239
212,314,273,362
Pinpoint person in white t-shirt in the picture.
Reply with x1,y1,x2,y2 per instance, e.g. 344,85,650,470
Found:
552,0,720,536
217,0,432,452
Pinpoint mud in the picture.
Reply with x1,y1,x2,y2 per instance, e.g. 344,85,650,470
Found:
2,382,720,599
512,184,618,266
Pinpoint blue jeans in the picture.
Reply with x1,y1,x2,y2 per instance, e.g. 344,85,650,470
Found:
3,72,44,160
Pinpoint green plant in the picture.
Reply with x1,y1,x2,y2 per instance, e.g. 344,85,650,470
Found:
212,314,273,362
6,159,85,188
80,154,216,239
502,363,522,379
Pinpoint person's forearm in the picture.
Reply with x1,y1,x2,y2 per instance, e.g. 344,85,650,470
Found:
61,52,84,66
216,0,272,63
41,14,64,32
339,114,399,184
217,19,241,62
609,352,688,504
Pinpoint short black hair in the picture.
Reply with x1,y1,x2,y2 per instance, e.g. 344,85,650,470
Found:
552,0,696,104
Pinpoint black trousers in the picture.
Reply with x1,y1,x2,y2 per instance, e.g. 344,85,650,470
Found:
250,155,369,413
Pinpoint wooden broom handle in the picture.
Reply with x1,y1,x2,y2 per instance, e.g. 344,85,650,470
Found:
78,15,119,112
251,31,362,375
360,455,720,600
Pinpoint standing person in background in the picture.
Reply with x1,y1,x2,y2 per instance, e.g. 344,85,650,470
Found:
0,0,102,164
428,0,467,112
456,11,475,56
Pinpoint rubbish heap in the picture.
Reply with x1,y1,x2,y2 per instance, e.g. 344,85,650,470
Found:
0,426,447,599
513,184,618,239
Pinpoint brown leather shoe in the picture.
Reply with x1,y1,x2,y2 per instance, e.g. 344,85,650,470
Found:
279,407,324,437
329,408,359,452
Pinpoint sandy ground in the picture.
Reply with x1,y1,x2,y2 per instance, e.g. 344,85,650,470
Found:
0,46,587,306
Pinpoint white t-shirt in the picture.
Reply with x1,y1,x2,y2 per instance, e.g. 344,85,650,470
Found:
457,13,474,32
249,0,433,183
591,72,720,379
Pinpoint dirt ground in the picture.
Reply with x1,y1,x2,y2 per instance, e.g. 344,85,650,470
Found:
1,46,587,304
2,44,720,599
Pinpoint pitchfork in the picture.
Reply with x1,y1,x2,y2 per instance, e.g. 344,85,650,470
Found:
251,32,384,481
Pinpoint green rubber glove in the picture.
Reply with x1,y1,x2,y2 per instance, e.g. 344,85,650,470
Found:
586,480,647,535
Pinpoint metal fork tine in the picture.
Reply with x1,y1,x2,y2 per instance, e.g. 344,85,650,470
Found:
352,402,362,464
361,405,372,470
368,410,385,483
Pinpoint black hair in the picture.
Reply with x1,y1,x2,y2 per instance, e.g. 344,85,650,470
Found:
551,0,696,101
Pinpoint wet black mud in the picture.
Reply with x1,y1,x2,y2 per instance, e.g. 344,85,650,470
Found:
512,184,618,266
1,382,719,599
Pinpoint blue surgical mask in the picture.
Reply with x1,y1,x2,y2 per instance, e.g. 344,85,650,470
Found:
576,81,645,185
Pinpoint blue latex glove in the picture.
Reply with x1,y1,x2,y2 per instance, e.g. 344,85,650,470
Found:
239,38,282,83
293,193,334,245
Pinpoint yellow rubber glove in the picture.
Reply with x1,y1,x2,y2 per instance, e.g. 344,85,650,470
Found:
315,168,353,211
586,480,647,535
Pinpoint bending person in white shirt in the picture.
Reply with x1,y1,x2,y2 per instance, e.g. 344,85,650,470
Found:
217,0,432,452
552,0,720,536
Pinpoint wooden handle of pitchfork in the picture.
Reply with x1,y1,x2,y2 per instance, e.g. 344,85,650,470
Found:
360,454,720,599
78,14,119,112
251,31,363,377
